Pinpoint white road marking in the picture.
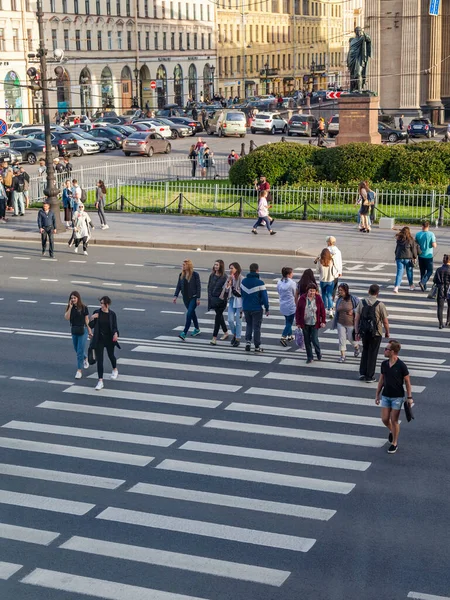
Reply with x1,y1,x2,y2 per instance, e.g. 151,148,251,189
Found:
0,462,124,489
0,489,94,515
17,299,37,303
13,256,30,260
123,307,146,311
70,280,91,285
407,594,450,600
69,260,86,263
157,459,355,494
155,264,175,268
245,387,380,407
21,568,212,600
61,535,291,586
41,278,58,282
96,261,115,265
9,276,28,280
118,357,259,377
87,373,241,393
97,506,316,552
102,282,122,286
131,345,276,364
135,284,158,289
161,310,184,314
0,561,23,580
10,376,36,382
50,302,66,305
180,440,370,472
125,263,144,267
0,523,59,546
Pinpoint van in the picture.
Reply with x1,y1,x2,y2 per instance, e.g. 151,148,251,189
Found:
207,109,247,137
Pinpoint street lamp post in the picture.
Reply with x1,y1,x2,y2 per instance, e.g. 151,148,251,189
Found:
264,62,269,95
310,59,316,92
133,66,140,108
210,65,215,99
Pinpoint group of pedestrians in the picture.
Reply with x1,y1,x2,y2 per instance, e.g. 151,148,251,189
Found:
0,160,30,221
188,138,215,178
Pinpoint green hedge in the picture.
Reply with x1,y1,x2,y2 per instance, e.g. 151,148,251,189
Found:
229,141,450,186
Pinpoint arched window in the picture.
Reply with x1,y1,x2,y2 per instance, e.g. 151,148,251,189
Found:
188,63,197,102
203,63,212,101
79,67,92,116
56,70,71,113
4,71,23,122
100,66,114,108
156,64,167,109
173,64,183,106
121,65,133,111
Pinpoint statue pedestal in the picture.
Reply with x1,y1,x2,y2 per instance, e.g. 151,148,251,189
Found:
335,94,381,145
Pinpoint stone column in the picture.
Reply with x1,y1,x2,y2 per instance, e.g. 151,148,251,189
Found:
400,0,421,109
426,12,443,120
364,0,381,95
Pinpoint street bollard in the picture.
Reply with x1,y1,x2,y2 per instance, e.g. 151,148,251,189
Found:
178,193,183,214
281,136,286,143
240,142,246,157
302,201,308,220
120,195,125,211
438,204,444,227
239,196,244,218
249,140,256,153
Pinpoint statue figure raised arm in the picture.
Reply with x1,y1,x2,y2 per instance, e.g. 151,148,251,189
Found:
347,26,372,92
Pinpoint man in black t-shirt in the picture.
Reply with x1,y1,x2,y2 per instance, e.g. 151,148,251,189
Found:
375,339,413,454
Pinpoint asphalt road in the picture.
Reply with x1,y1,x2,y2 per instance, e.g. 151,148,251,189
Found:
0,242,449,600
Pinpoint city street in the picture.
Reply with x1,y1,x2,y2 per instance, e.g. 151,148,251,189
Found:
0,241,448,600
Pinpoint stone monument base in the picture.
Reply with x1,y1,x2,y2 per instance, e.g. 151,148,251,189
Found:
335,94,382,145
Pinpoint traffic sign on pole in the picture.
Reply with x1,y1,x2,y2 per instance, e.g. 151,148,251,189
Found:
326,91,342,100
0,119,7,136
150,80,157,90
429,0,440,15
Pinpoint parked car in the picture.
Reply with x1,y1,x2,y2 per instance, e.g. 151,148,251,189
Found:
94,116,132,127
287,114,319,137
327,115,339,137
407,118,436,138
122,132,171,157
97,123,135,137
207,110,247,137
92,110,118,119
8,137,58,164
156,104,185,117
0,146,22,163
7,122,24,133
137,120,172,139
70,128,115,152
88,126,126,148
127,122,152,132
378,122,407,143
251,112,288,135
165,116,202,134
15,124,67,136
25,131,79,156
154,118,191,138
69,133,100,155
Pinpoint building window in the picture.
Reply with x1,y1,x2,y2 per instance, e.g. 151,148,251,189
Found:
193,4,196,19
185,2,189,18
207,4,210,19
27,28,33,51
62,0,67,11
50,0,55,11
126,0,130,15
0,29,5,52
108,30,112,49
178,1,181,18
144,0,148,15
179,32,183,49
224,57,228,76
237,56,241,73
96,0,100,13
11,0,16,8
137,31,141,49
116,0,120,14
201,32,204,49
97,30,102,49
106,0,111,13
236,24,240,42
171,32,175,49
208,33,211,49
200,3,203,19
145,31,149,49
218,57,222,77
154,31,158,49
12,28,19,50
230,57,233,74
86,30,91,50
302,0,308,14
193,32,197,49
162,31,167,49
186,32,190,49
51,29,58,50
162,1,165,17
127,30,132,49
170,1,174,17
74,0,78,12
75,29,81,50
153,0,157,16
117,29,122,49
85,0,89,12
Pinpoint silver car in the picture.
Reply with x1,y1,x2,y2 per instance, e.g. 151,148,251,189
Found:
251,112,288,135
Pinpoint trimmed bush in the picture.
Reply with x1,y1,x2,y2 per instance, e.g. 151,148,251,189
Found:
313,143,391,183
388,143,450,184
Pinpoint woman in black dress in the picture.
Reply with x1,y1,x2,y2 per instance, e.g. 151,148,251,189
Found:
89,295,120,390
207,259,228,345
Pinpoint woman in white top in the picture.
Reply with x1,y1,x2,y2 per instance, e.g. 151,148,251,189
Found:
318,248,339,318
251,190,276,235
73,204,94,255
277,266,297,346
220,262,243,347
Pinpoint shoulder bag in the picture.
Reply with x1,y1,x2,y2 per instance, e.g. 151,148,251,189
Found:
71,325,85,336
404,401,414,422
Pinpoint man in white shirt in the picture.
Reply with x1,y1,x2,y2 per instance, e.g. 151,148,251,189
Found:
71,179,82,214
326,236,342,304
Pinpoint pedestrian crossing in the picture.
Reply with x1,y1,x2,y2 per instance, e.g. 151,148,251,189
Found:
0,266,448,599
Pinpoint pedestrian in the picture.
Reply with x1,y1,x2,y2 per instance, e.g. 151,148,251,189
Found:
208,259,228,345
55,111,61,125
251,190,276,235
1,160,14,211
84,115,92,130
393,226,418,293
354,284,390,383
220,262,243,347
37,200,57,258
315,236,342,302
415,220,437,292
37,158,46,200
72,203,94,255
254,175,270,195
197,143,206,178
12,167,26,216
54,157,65,174
295,267,317,302
62,180,73,227
355,181,372,232
191,106,198,121
95,180,109,229
194,137,205,152
63,157,73,175
241,262,269,353
295,283,326,364
375,339,413,454
331,282,360,363
0,174,9,222
432,254,450,328
277,267,297,346
317,248,339,318
173,259,201,341
399,114,404,130
227,149,239,166
203,146,215,178
71,178,82,214
64,290,91,379
188,144,197,178
88,296,120,391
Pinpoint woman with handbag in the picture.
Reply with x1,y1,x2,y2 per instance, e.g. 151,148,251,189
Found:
433,254,450,328
295,283,327,364
220,262,243,347
173,259,202,341
208,259,228,345
318,248,339,318
331,283,360,363
88,295,120,390
393,227,418,293
64,290,92,379
277,266,297,346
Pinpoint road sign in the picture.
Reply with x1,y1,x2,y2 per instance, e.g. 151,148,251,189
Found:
326,91,342,99
429,0,440,14
0,119,7,136
150,80,157,90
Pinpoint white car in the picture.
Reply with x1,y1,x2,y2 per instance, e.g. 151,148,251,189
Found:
7,122,25,133
71,133,100,155
140,120,172,139
251,112,288,135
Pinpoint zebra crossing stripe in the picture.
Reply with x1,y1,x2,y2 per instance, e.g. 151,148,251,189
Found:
245,386,375,407
131,344,276,363
87,373,241,393
0,522,59,546
0,489,95,515
0,561,23,580
407,594,450,600
118,357,259,377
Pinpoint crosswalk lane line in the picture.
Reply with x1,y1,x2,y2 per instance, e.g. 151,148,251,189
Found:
60,536,291,587
129,481,337,520
0,522,60,546
408,594,450,600
204,419,386,447
87,373,241,393
157,459,355,494
264,372,426,392
21,569,211,600
118,358,259,378
322,329,450,344
0,462,125,489
0,489,95,515
0,436,154,466
131,345,276,363
2,421,176,447
225,402,385,427
180,440,370,472
97,506,316,552
38,400,200,426
245,387,377,407
0,561,23,580
66,385,222,409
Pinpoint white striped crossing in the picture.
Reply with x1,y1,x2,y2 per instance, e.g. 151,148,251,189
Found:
0,489,95,515
0,522,59,546
245,387,377,407
0,561,23,580
86,373,241,393
131,344,276,363
407,594,450,600
278,358,437,378
118,357,260,377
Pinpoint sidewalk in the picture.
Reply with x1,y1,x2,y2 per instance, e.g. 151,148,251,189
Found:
1,210,449,261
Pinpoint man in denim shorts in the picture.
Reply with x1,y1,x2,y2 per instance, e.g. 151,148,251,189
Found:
375,339,413,454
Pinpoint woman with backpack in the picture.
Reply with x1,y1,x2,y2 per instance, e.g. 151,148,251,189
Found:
220,262,243,347
318,248,339,318
433,254,450,328
64,290,91,379
173,259,201,341
393,226,418,293
331,283,360,363
295,283,327,364
277,267,297,346
207,259,229,345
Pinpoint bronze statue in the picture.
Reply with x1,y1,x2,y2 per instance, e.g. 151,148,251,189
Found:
347,27,372,92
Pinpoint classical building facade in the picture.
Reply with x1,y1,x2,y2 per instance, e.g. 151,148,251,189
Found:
365,0,449,119
216,0,344,99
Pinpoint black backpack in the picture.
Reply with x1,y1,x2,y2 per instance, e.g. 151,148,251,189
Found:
359,300,380,337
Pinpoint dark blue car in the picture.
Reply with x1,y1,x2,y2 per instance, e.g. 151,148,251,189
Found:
407,118,436,138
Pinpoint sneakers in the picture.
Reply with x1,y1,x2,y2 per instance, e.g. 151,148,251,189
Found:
230,335,236,345
316,354,322,361
83,251,88,256
252,229,258,235
269,231,276,235
220,332,229,341
75,370,82,379
95,380,104,390
111,368,118,380
306,358,313,364
74,247,78,253
210,338,217,345
287,335,294,342
409,285,415,291
354,346,361,358
178,332,186,341
191,328,201,337
387,444,398,454
103,224,109,229
280,337,288,347
232,339,240,347
83,358,89,369
365,377,377,383
245,343,251,352
388,432,393,444
254,346,264,353
393,287,399,294
359,375,366,380
338,356,345,363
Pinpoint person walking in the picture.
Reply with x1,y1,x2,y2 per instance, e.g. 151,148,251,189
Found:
295,268,317,303
88,296,120,390
277,266,297,346
354,284,390,383
64,290,91,379
72,204,94,255
62,180,73,227
220,262,243,347
37,200,57,258
95,180,109,229
393,226,418,293
173,259,201,341
433,254,450,328
208,259,228,345
331,283,360,363
415,220,437,292
188,144,197,178
317,248,339,318
399,115,404,130
1,161,14,212
325,236,342,301
251,190,276,235
63,157,73,175
295,283,326,364
375,339,413,454
227,150,239,166
0,174,9,222
241,263,269,353
12,167,26,216
71,179,82,215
